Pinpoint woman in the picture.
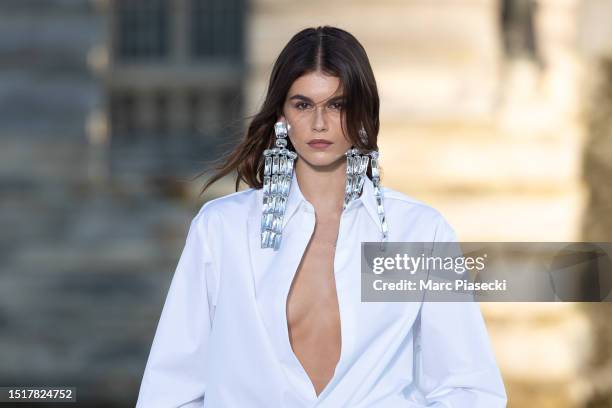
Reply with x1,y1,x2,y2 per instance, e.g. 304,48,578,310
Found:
136,26,507,407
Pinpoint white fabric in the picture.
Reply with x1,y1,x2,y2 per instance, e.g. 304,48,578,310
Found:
136,171,507,407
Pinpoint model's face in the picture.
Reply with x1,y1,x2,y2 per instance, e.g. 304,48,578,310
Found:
280,71,352,168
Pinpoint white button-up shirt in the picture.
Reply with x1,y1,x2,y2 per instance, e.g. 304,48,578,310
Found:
136,171,507,407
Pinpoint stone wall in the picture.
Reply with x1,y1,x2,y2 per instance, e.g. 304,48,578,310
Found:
0,1,218,405
577,1,612,405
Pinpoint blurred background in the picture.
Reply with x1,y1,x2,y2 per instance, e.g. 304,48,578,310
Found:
0,0,611,406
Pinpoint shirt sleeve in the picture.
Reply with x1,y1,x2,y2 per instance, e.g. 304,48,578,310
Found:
136,208,218,408
413,214,508,407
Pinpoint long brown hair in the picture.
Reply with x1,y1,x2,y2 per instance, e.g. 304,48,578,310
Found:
198,25,380,196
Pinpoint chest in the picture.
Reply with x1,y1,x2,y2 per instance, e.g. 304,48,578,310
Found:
286,216,341,327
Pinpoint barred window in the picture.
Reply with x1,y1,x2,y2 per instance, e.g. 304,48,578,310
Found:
109,91,136,137
187,91,202,134
154,92,169,135
116,0,169,59
191,0,244,60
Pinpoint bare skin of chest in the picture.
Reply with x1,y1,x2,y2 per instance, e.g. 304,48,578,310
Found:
286,214,342,396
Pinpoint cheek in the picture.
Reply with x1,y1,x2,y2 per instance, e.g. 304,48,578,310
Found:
330,114,351,142
330,114,345,132
286,117,308,146
286,114,310,135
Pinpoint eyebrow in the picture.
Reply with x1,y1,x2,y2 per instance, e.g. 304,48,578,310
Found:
288,94,345,103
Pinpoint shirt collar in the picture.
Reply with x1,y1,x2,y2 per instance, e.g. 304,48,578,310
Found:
281,170,383,232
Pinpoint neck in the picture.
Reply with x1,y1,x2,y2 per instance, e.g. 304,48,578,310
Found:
294,157,346,216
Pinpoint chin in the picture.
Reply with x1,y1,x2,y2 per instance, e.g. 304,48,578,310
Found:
299,151,346,168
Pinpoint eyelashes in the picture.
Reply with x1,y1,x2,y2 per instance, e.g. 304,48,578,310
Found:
294,102,344,111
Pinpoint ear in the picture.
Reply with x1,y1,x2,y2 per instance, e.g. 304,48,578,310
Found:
277,115,291,132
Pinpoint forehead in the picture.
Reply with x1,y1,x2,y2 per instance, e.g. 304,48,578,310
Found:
287,71,343,100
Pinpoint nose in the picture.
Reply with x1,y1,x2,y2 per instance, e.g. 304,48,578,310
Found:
312,106,328,133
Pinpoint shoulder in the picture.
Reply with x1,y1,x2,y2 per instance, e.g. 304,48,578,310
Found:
192,187,258,227
187,187,258,256
381,185,445,222
381,185,457,241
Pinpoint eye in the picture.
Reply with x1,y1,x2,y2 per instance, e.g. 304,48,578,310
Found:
328,101,344,110
295,102,311,110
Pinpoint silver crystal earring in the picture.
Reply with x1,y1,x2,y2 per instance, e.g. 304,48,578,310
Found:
261,121,297,250
344,125,389,243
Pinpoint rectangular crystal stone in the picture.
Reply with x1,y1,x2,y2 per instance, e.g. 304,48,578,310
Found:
371,159,379,178
272,156,279,174
272,216,282,233
261,230,271,247
272,232,281,249
263,195,270,213
345,176,353,195
356,176,365,192
265,213,274,229
352,157,361,173
263,176,271,195
347,177,353,192
346,156,354,175
274,123,287,138
359,156,369,173
278,196,287,213
264,156,272,176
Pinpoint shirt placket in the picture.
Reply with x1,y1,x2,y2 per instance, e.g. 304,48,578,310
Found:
312,201,361,406
278,205,320,405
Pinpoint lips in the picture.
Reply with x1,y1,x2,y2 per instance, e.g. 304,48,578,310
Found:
307,139,333,145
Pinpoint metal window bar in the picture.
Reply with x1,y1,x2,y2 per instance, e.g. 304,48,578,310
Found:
190,0,244,59
116,0,169,59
